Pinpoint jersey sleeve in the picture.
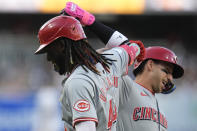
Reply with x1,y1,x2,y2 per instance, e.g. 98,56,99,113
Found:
63,78,98,127
119,75,134,104
75,121,96,131
103,47,129,76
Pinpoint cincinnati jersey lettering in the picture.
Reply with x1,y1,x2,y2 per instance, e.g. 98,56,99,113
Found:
133,106,168,129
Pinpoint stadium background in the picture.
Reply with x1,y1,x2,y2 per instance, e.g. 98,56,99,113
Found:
0,0,197,130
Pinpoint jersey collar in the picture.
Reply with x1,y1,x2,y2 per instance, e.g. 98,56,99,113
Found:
135,82,155,96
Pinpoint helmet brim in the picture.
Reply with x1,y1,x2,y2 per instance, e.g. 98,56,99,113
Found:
35,44,48,54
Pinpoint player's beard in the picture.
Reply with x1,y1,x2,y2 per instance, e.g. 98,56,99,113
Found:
152,80,163,93
153,83,163,93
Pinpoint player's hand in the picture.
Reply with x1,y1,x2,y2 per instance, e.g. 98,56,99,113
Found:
129,40,145,62
62,2,95,26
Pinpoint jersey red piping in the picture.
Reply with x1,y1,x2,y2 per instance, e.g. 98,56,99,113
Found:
73,117,98,127
136,82,155,95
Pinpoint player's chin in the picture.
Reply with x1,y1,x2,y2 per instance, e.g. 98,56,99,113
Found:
156,89,162,93
159,85,165,93
155,86,163,93
57,67,66,75
53,63,66,75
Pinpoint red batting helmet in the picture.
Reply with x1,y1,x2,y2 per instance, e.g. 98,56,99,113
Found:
35,15,86,54
133,46,184,79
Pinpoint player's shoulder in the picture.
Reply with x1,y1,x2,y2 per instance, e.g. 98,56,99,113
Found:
121,75,143,92
122,75,134,84
122,76,150,94
72,66,99,80
63,66,97,89
62,77,94,98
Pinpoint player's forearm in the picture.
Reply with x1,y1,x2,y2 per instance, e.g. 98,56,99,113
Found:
87,20,115,44
87,21,128,48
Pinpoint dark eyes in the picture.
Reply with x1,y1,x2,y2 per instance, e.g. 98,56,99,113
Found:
161,69,169,74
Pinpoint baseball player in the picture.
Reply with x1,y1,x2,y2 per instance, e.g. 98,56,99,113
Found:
116,47,184,131
63,2,184,131
34,15,145,131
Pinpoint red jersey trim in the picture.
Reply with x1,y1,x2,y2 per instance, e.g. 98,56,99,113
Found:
73,117,98,127
124,65,129,75
136,82,155,95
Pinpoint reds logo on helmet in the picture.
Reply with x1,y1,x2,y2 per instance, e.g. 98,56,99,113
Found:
73,100,90,112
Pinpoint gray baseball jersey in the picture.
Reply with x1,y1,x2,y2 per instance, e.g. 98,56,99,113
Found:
60,47,129,131
117,75,168,131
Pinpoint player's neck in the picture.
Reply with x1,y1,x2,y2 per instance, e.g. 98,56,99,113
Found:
135,74,154,94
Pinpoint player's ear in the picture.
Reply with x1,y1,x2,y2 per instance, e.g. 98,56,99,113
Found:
146,59,154,72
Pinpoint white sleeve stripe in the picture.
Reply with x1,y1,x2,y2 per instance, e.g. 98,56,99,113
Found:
73,117,98,127
106,31,128,48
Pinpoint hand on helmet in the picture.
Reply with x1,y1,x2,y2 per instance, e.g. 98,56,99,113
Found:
129,40,145,62
62,2,95,26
